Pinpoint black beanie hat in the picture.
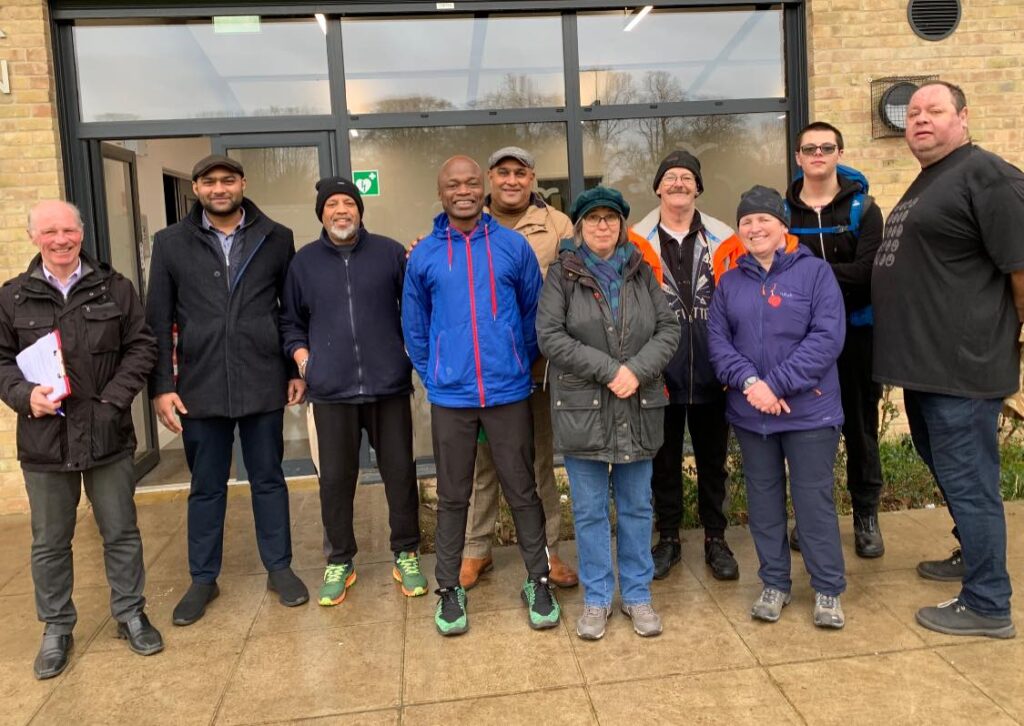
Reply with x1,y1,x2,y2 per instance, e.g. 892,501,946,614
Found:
315,176,364,221
736,185,790,227
652,150,704,194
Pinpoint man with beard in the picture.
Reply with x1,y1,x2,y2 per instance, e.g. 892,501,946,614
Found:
280,177,426,606
460,146,578,590
147,154,308,626
403,156,557,635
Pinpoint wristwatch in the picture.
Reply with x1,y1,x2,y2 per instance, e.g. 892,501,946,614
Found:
742,376,760,392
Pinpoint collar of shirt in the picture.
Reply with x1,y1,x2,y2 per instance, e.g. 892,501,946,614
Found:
42,259,83,299
202,208,246,260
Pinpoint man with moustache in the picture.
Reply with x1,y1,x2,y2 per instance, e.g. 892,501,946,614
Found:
147,154,308,626
873,81,1023,638
280,177,426,606
402,156,558,635
460,146,578,590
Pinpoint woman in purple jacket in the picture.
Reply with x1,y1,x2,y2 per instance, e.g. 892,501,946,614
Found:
708,186,847,629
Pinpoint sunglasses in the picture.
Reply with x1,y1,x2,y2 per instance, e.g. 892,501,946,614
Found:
799,143,840,156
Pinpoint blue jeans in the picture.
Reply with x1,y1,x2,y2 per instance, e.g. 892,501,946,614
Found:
903,391,1012,617
182,409,293,583
564,457,654,608
734,426,846,596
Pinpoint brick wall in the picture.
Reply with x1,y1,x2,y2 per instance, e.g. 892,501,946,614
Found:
0,0,62,514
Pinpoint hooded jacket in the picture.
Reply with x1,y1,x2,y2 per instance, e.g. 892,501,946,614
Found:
402,212,542,408
537,240,680,463
280,227,412,403
629,206,739,404
146,198,296,419
708,243,845,435
0,254,156,472
785,173,884,317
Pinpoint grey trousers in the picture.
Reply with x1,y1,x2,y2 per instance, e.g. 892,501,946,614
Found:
24,455,145,634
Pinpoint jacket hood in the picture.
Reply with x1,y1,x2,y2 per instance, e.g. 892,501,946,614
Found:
430,211,499,239
786,166,868,212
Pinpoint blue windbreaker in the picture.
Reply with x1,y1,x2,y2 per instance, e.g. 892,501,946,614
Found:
707,243,845,434
402,212,542,408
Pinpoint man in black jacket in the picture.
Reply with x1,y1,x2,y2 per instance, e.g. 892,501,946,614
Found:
786,123,886,558
0,200,162,679
280,177,425,607
146,155,308,625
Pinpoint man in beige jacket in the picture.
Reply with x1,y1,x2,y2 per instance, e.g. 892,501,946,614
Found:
460,146,578,588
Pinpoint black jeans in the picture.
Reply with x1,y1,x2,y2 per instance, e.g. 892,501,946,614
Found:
431,400,549,589
181,409,292,583
651,399,730,537
313,395,420,564
837,325,884,513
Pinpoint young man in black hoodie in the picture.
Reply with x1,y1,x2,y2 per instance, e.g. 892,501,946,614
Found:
786,122,886,558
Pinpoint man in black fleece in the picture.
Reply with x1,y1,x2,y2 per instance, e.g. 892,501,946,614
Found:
280,177,425,606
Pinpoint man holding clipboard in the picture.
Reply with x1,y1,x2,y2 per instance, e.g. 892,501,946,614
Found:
0,200,161,679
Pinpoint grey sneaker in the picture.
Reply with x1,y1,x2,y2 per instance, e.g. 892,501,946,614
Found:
916,597,1016,639
751,587,791,622
576,604,612,640
813,592,845,629
620,602,663,637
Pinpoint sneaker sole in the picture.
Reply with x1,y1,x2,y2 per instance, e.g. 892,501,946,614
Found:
172,586,220,626
751,595,791,623
619,607,663,637
521,590,560,630
392,567,427,597
576,626,606,640
318,572,357,607
915,611,1016,639
916,564,964,582
436,621,469,636
813,616,845,629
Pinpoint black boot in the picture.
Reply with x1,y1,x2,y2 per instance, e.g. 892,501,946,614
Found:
651,536,681,580
853,510,885,558
704,537,739,580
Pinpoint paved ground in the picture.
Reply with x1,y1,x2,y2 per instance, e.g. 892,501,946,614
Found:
0,483,1021,726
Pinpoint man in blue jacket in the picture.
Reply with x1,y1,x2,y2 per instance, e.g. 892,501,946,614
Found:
403,156,559,635
280,177,426,607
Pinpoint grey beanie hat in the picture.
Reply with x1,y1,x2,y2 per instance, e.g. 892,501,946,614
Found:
736,185,789,227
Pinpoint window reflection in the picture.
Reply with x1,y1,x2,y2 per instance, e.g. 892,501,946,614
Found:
578,8,785,105
342,16,564,113
74,18,330,122
583,113,788,226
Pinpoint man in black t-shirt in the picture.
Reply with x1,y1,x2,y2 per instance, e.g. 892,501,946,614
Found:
873,81,1023,639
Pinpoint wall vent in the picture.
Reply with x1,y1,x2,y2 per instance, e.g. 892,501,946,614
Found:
908,0,962,41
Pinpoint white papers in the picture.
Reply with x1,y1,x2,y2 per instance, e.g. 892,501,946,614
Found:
16,331,71,403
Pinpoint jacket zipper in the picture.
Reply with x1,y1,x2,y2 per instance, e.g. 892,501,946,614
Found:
459,229,486,407
343,256,365,395
225,233,267,414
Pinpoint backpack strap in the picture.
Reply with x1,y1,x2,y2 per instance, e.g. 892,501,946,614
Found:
787,192,871,237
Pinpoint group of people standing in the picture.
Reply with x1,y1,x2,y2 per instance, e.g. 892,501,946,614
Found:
2,80,1019,680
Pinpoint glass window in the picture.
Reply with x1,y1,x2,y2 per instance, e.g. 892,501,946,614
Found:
74,18,330,122
342,16,564,113
349,123,568,245
582,113,789,227
578,8,784,105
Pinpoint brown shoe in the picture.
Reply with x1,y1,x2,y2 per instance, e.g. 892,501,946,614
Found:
548,553,579,588
459,556,493,590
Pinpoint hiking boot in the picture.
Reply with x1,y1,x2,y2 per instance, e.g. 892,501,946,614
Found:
651,537,681,580
853,511,885,558
576,605,612,640
547,553,579,588
813,592,845,629
318,562,356,606
434,586,469,636
393,552,428,597
915,597,1016,639
751,587,791,622
917,549,965,582
620,602,663,637
459,555,493,590
521,577,561,630
704,537,739,580
789,525,800,552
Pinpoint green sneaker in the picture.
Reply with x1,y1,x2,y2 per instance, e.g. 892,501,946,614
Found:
318,562,356,606
434,586,469,636
393,551,428,597
521,577,560,630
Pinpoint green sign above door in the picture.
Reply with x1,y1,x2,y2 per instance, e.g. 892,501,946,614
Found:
353,170,380,197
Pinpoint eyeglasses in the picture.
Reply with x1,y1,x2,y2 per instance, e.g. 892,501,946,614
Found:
582,213,621,227
798,143,840,156
661,173,697,186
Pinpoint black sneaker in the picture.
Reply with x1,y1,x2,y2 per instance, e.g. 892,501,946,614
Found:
853,511,885,558
917,549,965,582
704,537,739,580
521,577,560,630
916,598,1015,639
651,537,681,580
172,582,220,626
267,567,310,607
